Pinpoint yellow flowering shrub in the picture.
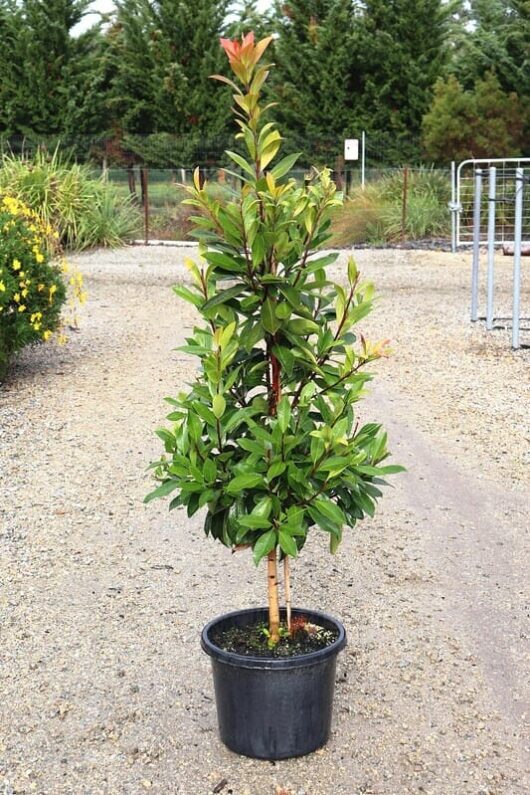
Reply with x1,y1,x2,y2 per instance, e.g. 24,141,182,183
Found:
0,195,86,377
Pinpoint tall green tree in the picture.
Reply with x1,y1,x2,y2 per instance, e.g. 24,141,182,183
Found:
6,1,94,137
106,2,159,135
358,0,455,160
0,0,109,141
227,0,272,38
422,71,525,161
453,1,530,94
269,1,362,160
63,24,114,141
452,0,530,147
0,1,20,134
109,0,232,143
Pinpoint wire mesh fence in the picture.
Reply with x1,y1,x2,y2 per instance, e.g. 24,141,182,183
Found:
457,159,530,245
0,130,428,171
98,164,452,244
1,133,452,244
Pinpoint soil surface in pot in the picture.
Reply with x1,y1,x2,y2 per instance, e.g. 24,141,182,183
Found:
212,617,338,658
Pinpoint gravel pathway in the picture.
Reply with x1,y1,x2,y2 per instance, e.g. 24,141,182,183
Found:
1,246,528,795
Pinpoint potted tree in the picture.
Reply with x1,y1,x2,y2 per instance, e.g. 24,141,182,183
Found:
146,32,403,760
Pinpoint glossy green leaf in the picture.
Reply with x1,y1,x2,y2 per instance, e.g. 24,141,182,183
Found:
270,152,301,180
226,150,256,178
144,479,179,504
252,496,272,518
212,394,226,419
253,529,277,565
279,529,298,557
203,251,244,272
261,298,281,334
267,460,287,480
314,497,346,527
173,285,202,307
226,472,263,494
193,403,217,426
202,458,217,484
286,318,320,335
276,396,291,433
202,286,245,312
238,515,271,529
275,302,291,320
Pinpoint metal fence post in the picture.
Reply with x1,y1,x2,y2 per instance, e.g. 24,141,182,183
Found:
486,167,496,331
361,131,366,189
512,167,524,349
451,161,457,253
140,167,149,245
401,166,409,241
471,168,483,321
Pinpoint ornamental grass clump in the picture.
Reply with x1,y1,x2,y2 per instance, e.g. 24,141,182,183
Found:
0,195,85,377
147,33,403,645
0,149,140,251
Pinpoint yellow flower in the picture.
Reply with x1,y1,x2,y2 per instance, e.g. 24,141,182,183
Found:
0,281,5,292
21,289,28,298
12,259,21,271
18,304,26,312
42,330,53,341
35,252,44,264
13,292,20,303
37,283,45,292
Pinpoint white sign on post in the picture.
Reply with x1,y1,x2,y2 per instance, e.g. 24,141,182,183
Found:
344,139,359,161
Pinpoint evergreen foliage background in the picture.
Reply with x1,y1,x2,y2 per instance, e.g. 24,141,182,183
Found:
0,0,528,165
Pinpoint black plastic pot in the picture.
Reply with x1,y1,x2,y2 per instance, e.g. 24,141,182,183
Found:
201,607,346,760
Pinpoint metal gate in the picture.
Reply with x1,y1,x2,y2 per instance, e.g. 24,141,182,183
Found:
454,157,530,247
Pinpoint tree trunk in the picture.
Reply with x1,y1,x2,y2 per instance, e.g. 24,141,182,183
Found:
267,549,280,643
284,556,292,632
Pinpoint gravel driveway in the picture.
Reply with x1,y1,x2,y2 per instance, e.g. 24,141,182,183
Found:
1,245,528,795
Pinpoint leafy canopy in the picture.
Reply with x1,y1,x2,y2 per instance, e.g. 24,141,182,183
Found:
146,33,402,565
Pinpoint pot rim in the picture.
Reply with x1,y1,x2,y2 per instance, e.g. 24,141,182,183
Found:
201,606,347,670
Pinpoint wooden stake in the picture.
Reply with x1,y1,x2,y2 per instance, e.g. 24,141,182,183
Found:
267,549,280,643
401,165,409,242
140,166,149,245
284,556,291,632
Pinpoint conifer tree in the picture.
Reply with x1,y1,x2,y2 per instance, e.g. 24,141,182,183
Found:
109,0,232,149
358,0,453,160
106,1,160,135
227,0,272,38
7,1,93,137
449,1,530,151
0,0,20,134
453,1,529,92
269,1,361,158
422,71,525,162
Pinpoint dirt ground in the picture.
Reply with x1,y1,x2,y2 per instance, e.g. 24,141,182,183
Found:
0,246,528,795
